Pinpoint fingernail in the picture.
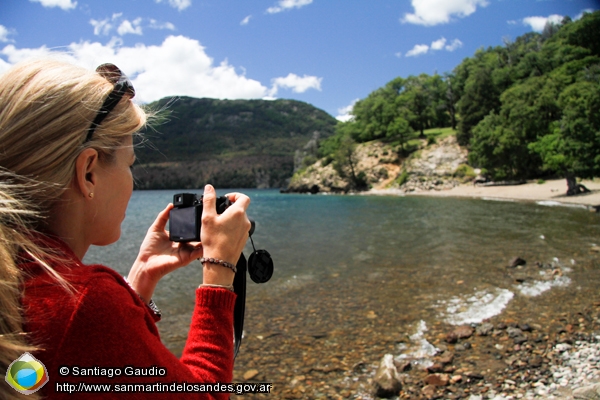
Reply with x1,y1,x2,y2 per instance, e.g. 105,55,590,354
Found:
204,184,214,192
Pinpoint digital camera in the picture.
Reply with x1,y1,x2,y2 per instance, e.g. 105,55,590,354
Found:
169,193,232,242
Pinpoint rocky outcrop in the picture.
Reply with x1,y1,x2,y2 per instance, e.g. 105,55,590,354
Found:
285,135,469,194
286,141,399,193
399,135,468,192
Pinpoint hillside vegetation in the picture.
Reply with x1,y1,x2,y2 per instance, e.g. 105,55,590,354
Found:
133,97,337,189
289,11,600,194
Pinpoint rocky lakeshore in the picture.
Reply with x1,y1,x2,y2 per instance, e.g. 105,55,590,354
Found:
228,250,600,400
286,134,600,210
373,318,600,400
238,149,600,399
231,298,600,400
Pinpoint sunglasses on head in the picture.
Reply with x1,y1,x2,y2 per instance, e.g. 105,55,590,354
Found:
85,63,135,143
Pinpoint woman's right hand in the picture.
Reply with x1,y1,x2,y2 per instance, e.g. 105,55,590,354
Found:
199,184,251,286
128,184,250,301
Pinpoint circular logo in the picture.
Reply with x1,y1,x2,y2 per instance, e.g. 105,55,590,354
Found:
5,352,49,395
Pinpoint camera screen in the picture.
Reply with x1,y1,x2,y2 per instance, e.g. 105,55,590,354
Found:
169,207,198,242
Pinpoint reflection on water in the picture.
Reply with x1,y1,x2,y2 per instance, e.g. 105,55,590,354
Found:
85,189,600,354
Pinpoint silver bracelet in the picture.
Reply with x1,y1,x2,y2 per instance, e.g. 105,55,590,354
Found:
198,257,237,274
199,283,235,292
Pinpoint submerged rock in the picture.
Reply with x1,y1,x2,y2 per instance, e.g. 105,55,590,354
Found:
424,373,450,386
446,325,474,343
372,354,402,398
476,323,494,336
573,382,600,399
509,256,527,268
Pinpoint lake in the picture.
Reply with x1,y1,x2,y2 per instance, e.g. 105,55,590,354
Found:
84,189,600,394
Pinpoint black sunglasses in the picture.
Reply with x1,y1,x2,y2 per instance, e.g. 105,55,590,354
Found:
85,63,135,143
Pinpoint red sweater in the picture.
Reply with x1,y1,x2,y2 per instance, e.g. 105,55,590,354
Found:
19,234,235,399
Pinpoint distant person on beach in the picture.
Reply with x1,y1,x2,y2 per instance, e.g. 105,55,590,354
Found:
0,58,250,399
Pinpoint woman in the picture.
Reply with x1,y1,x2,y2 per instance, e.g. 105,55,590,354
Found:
0,58,251,399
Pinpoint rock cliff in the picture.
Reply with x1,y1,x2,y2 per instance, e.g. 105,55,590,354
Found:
286,135,470,194
400,135,469,192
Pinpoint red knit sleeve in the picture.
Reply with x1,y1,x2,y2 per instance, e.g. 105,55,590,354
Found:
48,271,235,400
180,288,236,382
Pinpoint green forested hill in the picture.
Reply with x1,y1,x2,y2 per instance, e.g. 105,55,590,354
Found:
307,11,600,195
133,97,337,189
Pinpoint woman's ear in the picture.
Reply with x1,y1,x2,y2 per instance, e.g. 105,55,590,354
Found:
73,148,100,199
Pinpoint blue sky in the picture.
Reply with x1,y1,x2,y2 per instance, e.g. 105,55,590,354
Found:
1,0,597,120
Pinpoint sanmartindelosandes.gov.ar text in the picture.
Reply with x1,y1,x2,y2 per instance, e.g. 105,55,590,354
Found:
56,381,273,395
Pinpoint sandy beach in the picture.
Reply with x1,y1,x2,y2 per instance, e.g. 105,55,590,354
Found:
369,179,600,209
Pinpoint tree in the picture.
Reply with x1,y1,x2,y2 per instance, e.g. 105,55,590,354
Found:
466,11,600,186
443,73,459,130
468,112,539,180
349,74,449,144
351,85,401,142
530,79,600,195
399,75,433,138
345,77,415,149
388,115,412,154
466,72,567,181
333,135,367,191
427,74,450,128
457,65,501,145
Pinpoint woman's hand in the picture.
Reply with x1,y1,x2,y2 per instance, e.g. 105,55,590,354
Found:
200,185,251,286
127,184,251,302
127,202,203,303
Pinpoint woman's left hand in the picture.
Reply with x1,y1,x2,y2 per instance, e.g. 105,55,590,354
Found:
127,204,202,303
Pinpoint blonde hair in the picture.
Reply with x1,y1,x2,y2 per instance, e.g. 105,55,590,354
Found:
0,175,41,399
0,58,148,397
0,58,146,211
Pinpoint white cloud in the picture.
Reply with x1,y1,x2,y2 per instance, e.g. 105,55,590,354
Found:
402,0,489,26
267,0,313,14
336,99,359,122
0,58,10,74
404,37,463,57
431,37,447,50
29,0,77,11
0,36,270,102
0,25,16,43
149,20,176,31
269,73,322,96
0,45,55,75
90,18,112,36
522,14,563,32
90,13,121,36
91,15,175,37
445,38,463,51
241,15,252,26
0,35,322,104
406,44,429,57
155,0,191,11
117,18,143,36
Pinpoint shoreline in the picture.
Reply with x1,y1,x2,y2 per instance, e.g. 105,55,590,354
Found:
367,178,600,210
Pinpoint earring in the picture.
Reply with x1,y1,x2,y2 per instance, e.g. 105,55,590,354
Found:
88,192,94,198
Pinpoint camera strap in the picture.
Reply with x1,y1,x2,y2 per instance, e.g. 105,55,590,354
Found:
231,232,274,360
232,253,247,359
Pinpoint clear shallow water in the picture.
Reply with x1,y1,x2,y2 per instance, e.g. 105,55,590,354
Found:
85,189,600,354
